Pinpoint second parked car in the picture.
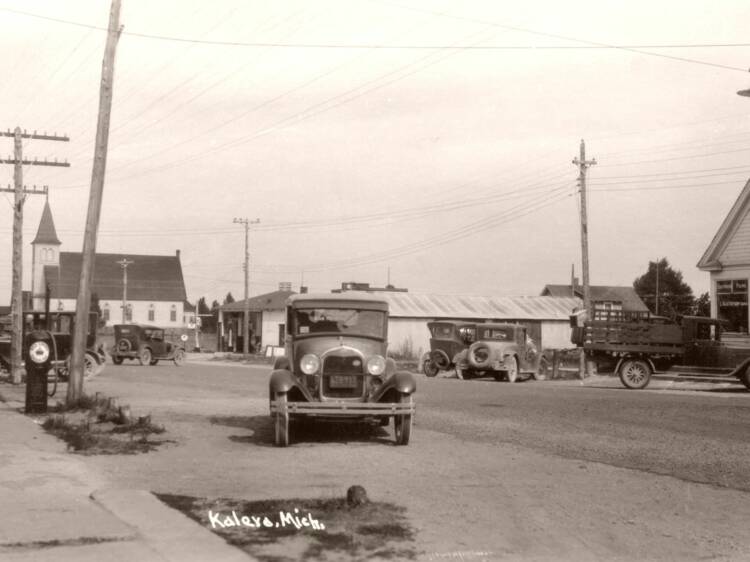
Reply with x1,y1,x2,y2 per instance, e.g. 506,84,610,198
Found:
111,324,186,366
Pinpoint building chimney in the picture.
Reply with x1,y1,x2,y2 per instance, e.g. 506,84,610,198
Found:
176,249,181,260
300,286,308,294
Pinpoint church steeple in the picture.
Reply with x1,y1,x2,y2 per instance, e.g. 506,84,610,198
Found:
31,200,62,311
32,199,61,245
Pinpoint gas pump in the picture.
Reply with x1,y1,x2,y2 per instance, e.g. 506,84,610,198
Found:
25,331,53,414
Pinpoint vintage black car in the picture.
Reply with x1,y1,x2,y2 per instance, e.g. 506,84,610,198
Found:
0,311,105,379
421,321,476,377
268,293,416,447
111,324,186,366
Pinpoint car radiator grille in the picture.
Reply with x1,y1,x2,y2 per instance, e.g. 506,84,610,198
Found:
322,355,364,398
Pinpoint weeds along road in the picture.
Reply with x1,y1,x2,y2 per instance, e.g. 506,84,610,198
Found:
77,360,750,560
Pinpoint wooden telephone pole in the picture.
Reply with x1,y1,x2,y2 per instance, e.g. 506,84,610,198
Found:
68,0,122,403
0,129,69,384
572,139,596,377
233,217,260,356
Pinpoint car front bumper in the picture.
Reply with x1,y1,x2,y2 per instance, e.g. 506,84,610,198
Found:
270,400,415,416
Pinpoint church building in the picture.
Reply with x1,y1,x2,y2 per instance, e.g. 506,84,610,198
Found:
31,200,191,328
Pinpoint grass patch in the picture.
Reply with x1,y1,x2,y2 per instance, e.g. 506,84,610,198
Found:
41,393,169,455
156,493,417,562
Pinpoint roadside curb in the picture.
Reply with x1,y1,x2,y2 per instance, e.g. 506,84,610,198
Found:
92,490,255,562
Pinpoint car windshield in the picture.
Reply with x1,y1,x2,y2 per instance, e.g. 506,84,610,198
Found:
479,327,514,341
293,308,386,337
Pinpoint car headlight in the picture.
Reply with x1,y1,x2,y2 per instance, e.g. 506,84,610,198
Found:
366,355,386,376
29,341,50,364
300,354,320,375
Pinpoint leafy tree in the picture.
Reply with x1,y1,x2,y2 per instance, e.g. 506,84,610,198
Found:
633,258,695,319
694,292,711,317
224,292,235,305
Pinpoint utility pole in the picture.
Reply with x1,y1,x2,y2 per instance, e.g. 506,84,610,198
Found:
68,0,122,403
1,128,69,384
233,217,260,356
572,139,596,377
116,258,133,322
655,258,660,316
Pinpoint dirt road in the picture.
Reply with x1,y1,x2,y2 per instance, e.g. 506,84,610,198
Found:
76,360,750,561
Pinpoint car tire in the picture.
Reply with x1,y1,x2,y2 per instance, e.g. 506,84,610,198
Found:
173,349,185,366
468,342,491,369
84,353,97,378
394,393,412,446
430,349,451,370
740,366,750,391
274,392,290,447
139,347,152,366
505,356,519,383
149,359,159,366
423,359,439,377
532,357,549,381
112,356,123,365
619,359,652,389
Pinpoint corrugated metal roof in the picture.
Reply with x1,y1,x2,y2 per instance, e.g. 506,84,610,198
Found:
372,292,580,321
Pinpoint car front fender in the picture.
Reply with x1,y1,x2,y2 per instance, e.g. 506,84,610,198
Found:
269,369,297,394
373,370,416,400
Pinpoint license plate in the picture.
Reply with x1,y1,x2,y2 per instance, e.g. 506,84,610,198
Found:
329,375,357,388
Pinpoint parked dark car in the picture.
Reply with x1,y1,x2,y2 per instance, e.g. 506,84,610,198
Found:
268,293,416,447
111,324,185,366
421,321,476,377
0,311,104,378
455,323,548,382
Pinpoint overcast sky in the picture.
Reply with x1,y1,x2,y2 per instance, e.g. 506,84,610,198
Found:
1,0,749,305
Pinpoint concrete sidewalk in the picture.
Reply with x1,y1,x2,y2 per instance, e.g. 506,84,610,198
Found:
0,382,253,562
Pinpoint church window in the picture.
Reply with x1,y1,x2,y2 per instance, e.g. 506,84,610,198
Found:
148,304,155,322
170,305,177,322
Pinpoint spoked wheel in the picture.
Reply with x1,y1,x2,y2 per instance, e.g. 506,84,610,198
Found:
274,392,290,447
423,359,439,377
139,347,152,366
173,349,185,366
619,359,652,389
84,353,97,377
505,356,519,383
394,393,413,446
532,357,549,381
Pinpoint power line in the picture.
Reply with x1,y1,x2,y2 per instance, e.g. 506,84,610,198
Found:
370,0,749,73
3,7,750,51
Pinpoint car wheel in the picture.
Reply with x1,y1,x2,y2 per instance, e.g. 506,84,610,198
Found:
505,356,519,383
423,359,439,377
468,342,491,369
274,392,290,447
430,349,451,370
619,359,652,389
740,366,750,391
139,348,152,366
532,357,549,381
149,359,159,366
84,353,97,378
173,349,185,366
394,393,413,446
112,356,123,365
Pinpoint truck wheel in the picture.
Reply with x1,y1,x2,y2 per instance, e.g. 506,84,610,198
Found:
423,359,439,377
274,393,290,447
505,356,519,383
619,359,652,389
394,393,412,446
139,348,152,366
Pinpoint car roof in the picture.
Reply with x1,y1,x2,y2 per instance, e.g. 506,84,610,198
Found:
287,292,389,311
